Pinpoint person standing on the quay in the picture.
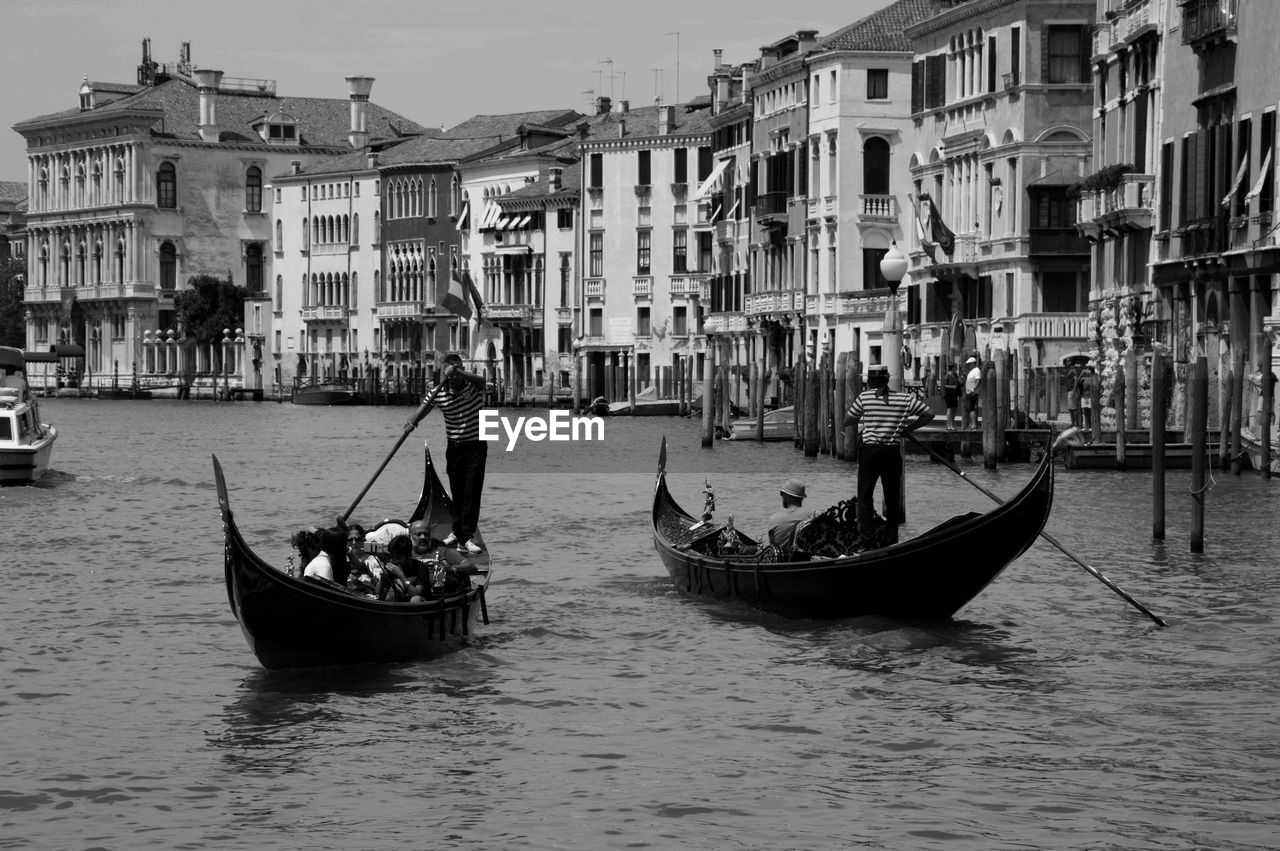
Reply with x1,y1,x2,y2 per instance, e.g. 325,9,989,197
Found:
1078,364,1098,434
1066,366,1082,429
844,366,934,545
963,356,982,428
942,362,962,430
405,353,487,555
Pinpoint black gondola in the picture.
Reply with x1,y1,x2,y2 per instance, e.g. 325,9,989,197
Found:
651,439,1055,620
214,448,491,669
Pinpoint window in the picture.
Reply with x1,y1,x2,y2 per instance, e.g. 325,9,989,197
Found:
637,230,651,275
674,148,688,184
557,207,574,229
589,153,603,188
638,206,651,227
589,232,603,277
862,248,888,290
638,150,651,185
1046,25,1088,84
246,243,263,292
245,166,262,212
157,162,176,208
697,147,713,181
697,232,712,273
829,69,837,103
559,253,571,306
637,306,650,336
352,213,359,244
813,74,820,104
1034,191,1076,228
673,305,687,336
159,241,176,290
589,308,603,336
863,137,890,195
275,274,283,308
866,69,888,100
673,230,688,273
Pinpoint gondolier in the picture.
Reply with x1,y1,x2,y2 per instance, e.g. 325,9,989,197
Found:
406,354,488,555
844,365,934,544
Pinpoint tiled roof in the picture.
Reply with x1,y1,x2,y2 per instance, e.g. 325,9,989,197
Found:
500,166,583,204
578,101,715,143
816,0,936,53
0,181,26,204
16,77,428,149
279,109,585,178
88,81,145,95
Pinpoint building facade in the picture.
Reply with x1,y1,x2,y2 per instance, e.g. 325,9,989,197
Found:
13,40,425,394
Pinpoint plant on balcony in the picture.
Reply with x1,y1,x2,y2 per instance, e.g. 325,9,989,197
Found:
1066,163,1134,199
0,257,24,347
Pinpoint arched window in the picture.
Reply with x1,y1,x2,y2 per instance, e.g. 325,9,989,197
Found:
342,214,350,243
275,274,283,308
374,270,381,302
76,241,86,284
245,243,263,292
115,239,126,284
350,272,358,309
302,218,310,250
39,243,49,286
428,256,437,304
352,213,359,244
862,137,891,196
451,174,461,216
38,168,48,210
428,179,437,218
75,165,86,207
60,241,70,285
275,219,283,252
59,167,70,208
373,211,381,243
93,240,103,283
114,159,125,202
159,241,176,290
245,166,262,212
312,217,320,245
301,273,309,307
92,163,102,206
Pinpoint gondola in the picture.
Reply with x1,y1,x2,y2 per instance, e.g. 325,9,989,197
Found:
651,438,1054,620
214,448,491,669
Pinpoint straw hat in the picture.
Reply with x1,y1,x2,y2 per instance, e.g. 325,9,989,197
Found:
780,479,807,501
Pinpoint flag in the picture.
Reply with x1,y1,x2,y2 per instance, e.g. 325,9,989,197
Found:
922,194,955,256
464,270,486,324
910,194,937,263
438,273,472,319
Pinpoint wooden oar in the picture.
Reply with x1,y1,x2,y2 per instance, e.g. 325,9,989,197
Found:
907,431,1168,627
338,381,447,525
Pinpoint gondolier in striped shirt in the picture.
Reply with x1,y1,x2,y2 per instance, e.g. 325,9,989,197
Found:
410,353,488,555
844,365,934,545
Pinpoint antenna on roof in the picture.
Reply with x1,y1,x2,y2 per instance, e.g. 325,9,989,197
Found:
665,32,680,104
652,68,663,104
599,58,615,100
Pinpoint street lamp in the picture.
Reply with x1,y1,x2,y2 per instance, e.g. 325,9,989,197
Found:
222,327,232,401
879,241,909,391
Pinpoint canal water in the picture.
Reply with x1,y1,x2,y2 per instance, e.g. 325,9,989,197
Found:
2,399,1278,850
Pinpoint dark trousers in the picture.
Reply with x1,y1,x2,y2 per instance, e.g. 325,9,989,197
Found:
857,443,905,532
446,439,487,542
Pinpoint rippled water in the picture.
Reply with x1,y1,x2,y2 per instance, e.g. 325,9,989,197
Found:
2,399,1278,849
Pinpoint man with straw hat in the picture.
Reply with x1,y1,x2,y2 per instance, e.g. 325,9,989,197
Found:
767,478,813,551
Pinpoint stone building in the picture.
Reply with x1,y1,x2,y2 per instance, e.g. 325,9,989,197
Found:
12,39,426,394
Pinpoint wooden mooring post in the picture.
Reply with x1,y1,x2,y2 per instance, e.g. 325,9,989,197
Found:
804,361,820,457
1151,349,1166,540
833,352,847,459
1261,331,1275,480
1190,355,1208,553
982,361,997,469
701,347,715,448
1114,364,1127,471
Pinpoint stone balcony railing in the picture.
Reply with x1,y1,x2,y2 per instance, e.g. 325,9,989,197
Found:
302,305,348,321
374,301,424,319
633,276,652,297
584,278,604,298
310,242,350,256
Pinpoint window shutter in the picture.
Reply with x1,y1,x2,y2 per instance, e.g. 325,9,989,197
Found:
1041,27,1051,83
911,60,924,113
988,36,997,92
1079,26,1091,84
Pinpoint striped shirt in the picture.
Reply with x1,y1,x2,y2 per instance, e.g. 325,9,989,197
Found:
432,381,484,442
846,389,931,445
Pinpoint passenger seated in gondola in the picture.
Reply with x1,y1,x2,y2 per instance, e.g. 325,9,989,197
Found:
767,479,814,553
363,519,409,553
381,534,426,602
344,523,384,596
298,526,349,585
408,519,470,595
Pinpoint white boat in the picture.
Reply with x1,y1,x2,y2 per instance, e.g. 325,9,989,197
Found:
727,405,796,441
0,347,58,485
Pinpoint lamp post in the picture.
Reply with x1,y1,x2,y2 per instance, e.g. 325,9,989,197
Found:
879,241,909,391
221,327,232,401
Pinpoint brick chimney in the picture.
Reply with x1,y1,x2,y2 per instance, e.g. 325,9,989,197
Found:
346,75,375,149
595,96,612,115
192,68,224,142
549,167,563,193
657,104,676,135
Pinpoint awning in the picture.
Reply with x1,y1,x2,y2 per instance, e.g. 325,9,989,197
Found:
494,215,512,231
1245,149,1272,202
457,200,469,229
514,214,531,229
52,343,85,357
693,157,732,200
481,204,502,229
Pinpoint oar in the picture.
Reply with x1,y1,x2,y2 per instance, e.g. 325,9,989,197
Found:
338,381,448,525
907,430,1168,627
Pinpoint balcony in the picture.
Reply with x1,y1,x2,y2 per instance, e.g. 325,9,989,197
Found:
715,219,739,243
374,301,425,320
1029,227,1090,256
72,282,157,301
485,304,534,323
744,290,803,315
1002,72,1020,93
859,194,896,223
302,305,348,322
310,242,349,256
1094,173,1155,234
584,278,604,299
1178,216,1229,258
669,276,693,295
835,289,903,319
556,306,574,325
755,191,787,217
633,276,652,297
1181,0,1237,50
1018,312,1089,341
